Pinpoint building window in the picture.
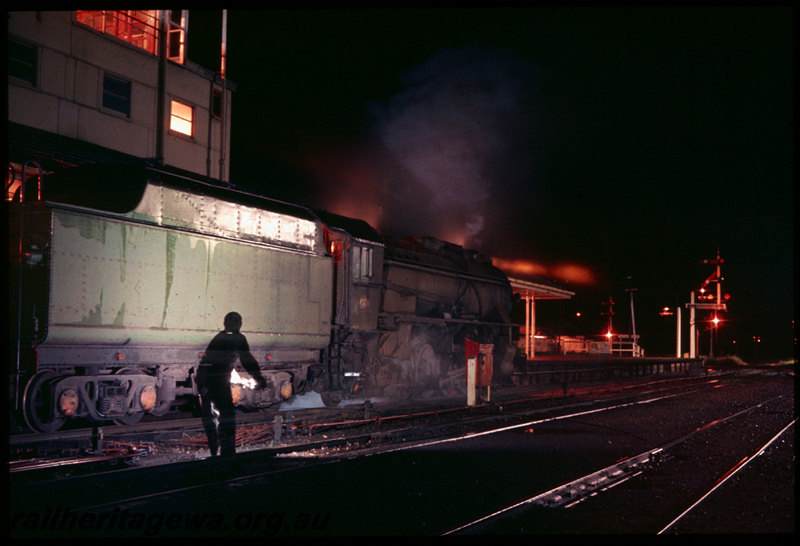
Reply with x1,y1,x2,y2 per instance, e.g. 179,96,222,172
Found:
166,10,188,64
102,73,131,116
212,88,223,119
76,10,161,58
170,100,194,137
8,37,37,86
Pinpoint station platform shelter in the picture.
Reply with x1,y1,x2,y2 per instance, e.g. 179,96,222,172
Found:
508,277,574,360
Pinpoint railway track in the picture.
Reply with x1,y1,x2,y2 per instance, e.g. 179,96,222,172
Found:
658,416,795,534
9,369,793,536
443,390,795,534
8,373,727,475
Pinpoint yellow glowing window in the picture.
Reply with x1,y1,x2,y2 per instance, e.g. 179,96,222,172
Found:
170,100,193,136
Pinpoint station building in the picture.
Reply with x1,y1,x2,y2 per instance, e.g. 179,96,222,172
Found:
7,10,232,198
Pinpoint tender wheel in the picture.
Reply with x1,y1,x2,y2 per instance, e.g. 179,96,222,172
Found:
23,370,66,433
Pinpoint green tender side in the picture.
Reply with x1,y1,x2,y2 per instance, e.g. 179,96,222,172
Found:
44,206,333,349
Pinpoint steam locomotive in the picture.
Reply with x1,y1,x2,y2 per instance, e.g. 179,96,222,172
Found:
9,164,516,432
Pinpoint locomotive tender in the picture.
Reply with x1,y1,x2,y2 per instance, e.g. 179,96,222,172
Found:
9,164,516,432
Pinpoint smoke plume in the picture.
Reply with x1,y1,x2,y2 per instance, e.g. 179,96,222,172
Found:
312,45,544,252
373,46,541,246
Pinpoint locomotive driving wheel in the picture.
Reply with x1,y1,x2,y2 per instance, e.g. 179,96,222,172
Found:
411,342,441,392
23,370,66,433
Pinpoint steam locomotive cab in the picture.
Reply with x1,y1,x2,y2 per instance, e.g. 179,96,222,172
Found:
319,210,516,402
317,211,385,402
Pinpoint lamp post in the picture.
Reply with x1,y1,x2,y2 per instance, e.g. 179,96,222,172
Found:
709,315,720,357
689,290,697,358
625,285,638,355
660,305,682,357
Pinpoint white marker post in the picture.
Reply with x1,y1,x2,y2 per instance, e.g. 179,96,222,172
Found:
467,356,477,407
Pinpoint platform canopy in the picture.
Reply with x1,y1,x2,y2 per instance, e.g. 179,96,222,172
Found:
507,277,574,360
508,277,574,300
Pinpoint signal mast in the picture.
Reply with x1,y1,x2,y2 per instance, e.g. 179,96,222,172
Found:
686,249,728,358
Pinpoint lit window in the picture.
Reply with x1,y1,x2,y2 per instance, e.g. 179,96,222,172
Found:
166,10,187,64
170,100,194,136
76,10,107,34
76,10,161,58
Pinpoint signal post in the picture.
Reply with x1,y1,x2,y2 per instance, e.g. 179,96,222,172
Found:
686,250,729,358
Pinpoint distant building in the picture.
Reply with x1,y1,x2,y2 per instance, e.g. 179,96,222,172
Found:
7,10,233,199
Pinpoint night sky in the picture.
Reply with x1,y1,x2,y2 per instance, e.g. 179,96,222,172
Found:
190,7,794,360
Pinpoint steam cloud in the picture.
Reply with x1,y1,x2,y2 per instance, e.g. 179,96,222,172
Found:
314,46,545,254
370,46,542,249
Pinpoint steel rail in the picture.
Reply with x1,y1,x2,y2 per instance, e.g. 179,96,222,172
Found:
8,374,721,479
440,391,790,535
10,377,760,535
657,416,796,535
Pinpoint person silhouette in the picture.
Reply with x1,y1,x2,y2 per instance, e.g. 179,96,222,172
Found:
196,312,267,457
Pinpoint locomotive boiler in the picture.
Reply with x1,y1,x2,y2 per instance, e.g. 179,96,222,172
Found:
9,164,517,432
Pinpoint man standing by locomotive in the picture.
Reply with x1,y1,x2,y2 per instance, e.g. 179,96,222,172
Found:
196,312,267,457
